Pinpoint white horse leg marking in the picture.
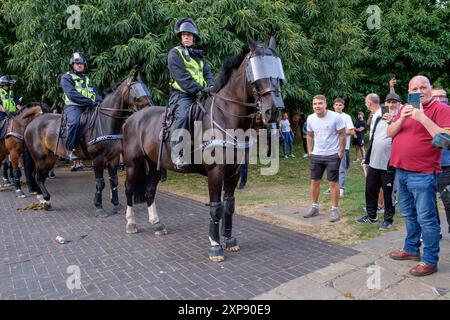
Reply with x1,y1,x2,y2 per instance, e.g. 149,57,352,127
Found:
126,206,136,226
148,202,159,224
209,236,220,247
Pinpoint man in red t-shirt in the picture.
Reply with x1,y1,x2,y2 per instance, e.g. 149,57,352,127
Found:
387,75,450,276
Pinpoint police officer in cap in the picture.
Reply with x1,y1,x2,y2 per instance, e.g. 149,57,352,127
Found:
0,74,22,117
168,18,215,167
60,52,103,160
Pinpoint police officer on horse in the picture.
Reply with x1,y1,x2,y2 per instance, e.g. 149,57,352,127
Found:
0,74,22,185
60,52,103,160
0,74,22,117
167,18,215,167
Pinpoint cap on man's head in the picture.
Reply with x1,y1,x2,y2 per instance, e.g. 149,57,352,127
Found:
385,93,401,102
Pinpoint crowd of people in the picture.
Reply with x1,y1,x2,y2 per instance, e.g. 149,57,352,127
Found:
276,75,449,277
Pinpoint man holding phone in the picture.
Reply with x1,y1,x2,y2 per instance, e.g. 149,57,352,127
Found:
357,93,396,230
387,75,450,277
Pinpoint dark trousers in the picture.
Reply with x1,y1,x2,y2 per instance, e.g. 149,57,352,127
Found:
64,105,85,151
365,166,395,223
302,137,307,154
437,166,450,229
169,91,195,144
239,163,248,187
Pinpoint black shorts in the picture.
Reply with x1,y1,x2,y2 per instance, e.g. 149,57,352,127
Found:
310,153,341,182
355,137,364,147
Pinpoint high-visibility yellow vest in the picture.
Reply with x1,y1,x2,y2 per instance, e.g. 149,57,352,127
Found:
0,88,16,112
170,47,207,92
63,72,96,105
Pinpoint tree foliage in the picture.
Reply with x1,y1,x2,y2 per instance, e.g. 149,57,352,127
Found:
1,0,449,117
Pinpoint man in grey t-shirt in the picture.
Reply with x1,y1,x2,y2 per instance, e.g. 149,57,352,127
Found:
304,95,346,222
357,93,400,229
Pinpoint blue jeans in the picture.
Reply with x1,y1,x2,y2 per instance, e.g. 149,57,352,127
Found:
396,168,440,266
281,132,293,156
239,163,248,187
339,149,350,190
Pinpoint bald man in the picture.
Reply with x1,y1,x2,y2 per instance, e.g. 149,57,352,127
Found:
387,75,450,276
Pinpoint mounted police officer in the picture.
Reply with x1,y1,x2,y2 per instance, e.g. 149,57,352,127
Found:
60,52,103,160
167,18,215,167
0,74,22,117
0,74,21,186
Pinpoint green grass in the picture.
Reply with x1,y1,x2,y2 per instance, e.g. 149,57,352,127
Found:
156,143,404,246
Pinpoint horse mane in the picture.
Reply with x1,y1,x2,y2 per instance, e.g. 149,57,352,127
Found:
12,102,50,117
214,45,250,91
103,77,128,95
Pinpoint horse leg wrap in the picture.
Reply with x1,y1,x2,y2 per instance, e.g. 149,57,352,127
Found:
209,202,223,246
109,174,119,205
222,196,235,239
94,178,105,208
2,161,9,180
13,168,22,190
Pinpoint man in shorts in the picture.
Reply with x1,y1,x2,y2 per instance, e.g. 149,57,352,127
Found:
304,95,346,222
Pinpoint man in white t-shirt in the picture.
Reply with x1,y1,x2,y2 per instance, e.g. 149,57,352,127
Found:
333,98,355,197
304,95,346,222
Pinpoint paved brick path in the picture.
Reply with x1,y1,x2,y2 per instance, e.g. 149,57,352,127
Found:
0,167,356,299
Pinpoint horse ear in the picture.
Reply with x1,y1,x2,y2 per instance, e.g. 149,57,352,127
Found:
131,69,140,82
269,35,277,51
247,36,258,51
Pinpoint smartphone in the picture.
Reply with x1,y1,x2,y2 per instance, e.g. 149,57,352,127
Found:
381,105,389,115
408,92,421,109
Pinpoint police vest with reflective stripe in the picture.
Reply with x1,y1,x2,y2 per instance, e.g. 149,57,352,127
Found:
170,47,207,92
0,88,16,112
63,72,96,106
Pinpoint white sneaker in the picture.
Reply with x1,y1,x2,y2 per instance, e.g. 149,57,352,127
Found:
303,154,309,158
340,189,345,197
323,188,331,195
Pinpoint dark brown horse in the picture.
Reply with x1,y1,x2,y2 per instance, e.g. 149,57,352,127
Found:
0,103,50,197
122,37,285,262
24,71,151,215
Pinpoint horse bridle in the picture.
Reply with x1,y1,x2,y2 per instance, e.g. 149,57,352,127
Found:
210,48,284,118
98,80,150,119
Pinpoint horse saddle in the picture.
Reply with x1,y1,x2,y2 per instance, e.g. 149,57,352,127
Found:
159,100,205,142
55,107,97,153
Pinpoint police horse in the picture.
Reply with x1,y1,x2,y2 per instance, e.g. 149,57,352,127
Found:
0,103,50,197
24,71,152,215
122,37,285,262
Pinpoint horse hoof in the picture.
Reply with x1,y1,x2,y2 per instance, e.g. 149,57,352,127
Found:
225,237,240,252
152,222,168,236
43,202,52,211
126,223,138,234
208,246,224,262
112,203,124,215
16,190,26,198
95,208,108,218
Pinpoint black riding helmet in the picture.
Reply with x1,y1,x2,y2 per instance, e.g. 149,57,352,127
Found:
174,18,200,42
70,52,87,68
0,74,16,86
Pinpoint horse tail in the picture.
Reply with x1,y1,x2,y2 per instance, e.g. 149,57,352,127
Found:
133,161,148,204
